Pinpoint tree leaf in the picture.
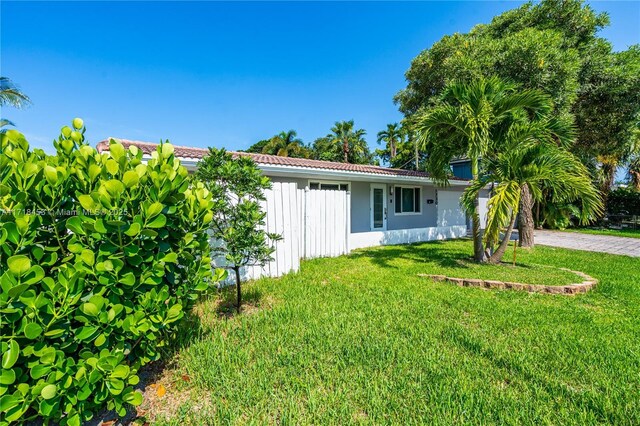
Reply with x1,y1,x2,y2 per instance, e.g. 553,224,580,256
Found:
7,255,30,277
1,340,19,369
81,249,95,267
122,170,139,188
146,202,163,219
40,384,57,400
44,165,58,186
78,194,96,211
24,322,43,339
147,214,166,229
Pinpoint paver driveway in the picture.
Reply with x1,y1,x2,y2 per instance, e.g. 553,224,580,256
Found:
534,230,640,257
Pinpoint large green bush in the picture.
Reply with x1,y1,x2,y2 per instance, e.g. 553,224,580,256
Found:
0,121,222,424
607,187,640,215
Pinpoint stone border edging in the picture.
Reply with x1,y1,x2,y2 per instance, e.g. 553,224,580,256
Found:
418,268,597,295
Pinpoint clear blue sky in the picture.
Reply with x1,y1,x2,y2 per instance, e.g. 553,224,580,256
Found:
2,1,639,154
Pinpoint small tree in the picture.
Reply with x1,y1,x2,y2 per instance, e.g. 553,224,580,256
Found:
196,148,280,312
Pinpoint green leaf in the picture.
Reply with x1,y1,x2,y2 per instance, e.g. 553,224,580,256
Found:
24,322,43,339
88,164,102,181
7,255,31,277
146,202,163,219
94,218,108,233
123,390,143,406
94,334,106,347
111,364,129,379
122,170,139,188
66,216,85,235
147,214,166,229
105,158,119,175
29,363,51,379
40,384,57,400
82,302,99,317
119,272,135,286
78,194,96,211
0,369,15,385
0,394,20,412
161,143,174,158
166,304,182,320
2,340,19,369
44,165,58,186
109,143,126,161
124,222,141,237
162,252,178,263
81,249,95,266
22,265,44,285
75,326,99,341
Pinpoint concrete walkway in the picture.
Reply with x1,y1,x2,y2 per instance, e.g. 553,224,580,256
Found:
534,230,640,257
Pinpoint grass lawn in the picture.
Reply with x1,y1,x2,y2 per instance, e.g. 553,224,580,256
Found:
149,239,639,425
565,227,640,239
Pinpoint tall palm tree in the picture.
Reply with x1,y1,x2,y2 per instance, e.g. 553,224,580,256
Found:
328,120,370,163
262,130,307,157
414,77,552,262
377,123,404,159
329,120,355,163
1,77,31,130
462,129,603,263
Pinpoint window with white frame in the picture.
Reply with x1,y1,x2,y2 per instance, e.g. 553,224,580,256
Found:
394,186,421,214
308,180,349,191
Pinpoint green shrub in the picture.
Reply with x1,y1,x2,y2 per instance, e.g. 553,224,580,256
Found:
0,122,222,425
607,187,640,215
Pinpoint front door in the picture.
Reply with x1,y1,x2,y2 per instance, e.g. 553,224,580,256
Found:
370,184,387,231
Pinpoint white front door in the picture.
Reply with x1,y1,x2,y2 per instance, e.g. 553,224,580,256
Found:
370,184,387,231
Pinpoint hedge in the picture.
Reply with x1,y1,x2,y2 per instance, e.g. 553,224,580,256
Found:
0,121,223,425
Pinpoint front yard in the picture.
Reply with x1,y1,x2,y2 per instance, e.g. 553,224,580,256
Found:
145,240,639,425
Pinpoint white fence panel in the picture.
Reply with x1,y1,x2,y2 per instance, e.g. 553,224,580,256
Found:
301,188,349,259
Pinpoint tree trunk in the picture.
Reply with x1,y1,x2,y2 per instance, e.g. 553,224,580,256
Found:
489,212,518,264
518,184,535,248
470,158,487,263
391,141,397,159
599,160,617,217
343,138,349,163
234,266,242,313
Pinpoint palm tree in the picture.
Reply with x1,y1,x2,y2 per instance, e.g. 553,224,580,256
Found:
1,77,31,130
262,130,307,157
328,120,370,164
628,156,640,190
377,123,404,159
329,120,355,163
462,129,603,263
414,77,552,262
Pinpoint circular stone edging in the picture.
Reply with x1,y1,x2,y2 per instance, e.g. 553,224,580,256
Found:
418,268,597,295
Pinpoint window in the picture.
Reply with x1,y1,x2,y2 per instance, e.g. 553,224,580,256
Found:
309,180,349,191
394,186,421,214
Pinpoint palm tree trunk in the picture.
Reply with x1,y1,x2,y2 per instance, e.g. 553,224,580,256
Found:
599,160,617,217
470,158,487,263
391,141,397,159
518,184,535,248
343,138,349,163
489,212,518,263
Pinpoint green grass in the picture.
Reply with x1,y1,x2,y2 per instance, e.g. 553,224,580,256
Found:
156,239,640,425
565,227,640,239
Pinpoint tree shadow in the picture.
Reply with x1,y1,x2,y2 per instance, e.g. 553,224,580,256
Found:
349,239,474,270
214,284,265,318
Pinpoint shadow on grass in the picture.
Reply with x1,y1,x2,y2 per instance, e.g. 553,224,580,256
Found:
349,239,475,270
215,284,265,318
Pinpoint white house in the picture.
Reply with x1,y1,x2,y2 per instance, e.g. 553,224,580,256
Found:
97,139,489,278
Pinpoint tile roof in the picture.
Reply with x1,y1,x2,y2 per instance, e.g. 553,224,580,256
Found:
97,138,469,181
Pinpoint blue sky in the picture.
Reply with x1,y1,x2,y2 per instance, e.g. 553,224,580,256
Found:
2,1,639,155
